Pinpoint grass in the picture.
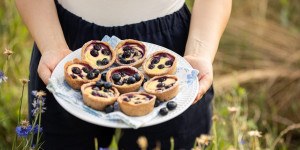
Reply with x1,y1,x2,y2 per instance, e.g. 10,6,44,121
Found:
1,0,300,149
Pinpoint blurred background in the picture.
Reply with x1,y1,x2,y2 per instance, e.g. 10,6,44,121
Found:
0,0,299,149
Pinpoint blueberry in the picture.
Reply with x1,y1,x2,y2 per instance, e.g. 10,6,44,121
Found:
93,86,100,91
112,73,121,82
128,95,134,98
94,44,101,50
87,72,95,79
127,76,136,84
130,49,135,54
123,51,131,58
92,69,100,76
120,58,129,64
90,50,99,57
148,64,155,69
104,89,109,92
158,77,166,82
167,101,177,110
105,105,114,113
71,75,77,79
96,81,104,88
120,72,126,77
128,59,135,63
96,60,102,66
123,46,132,51
158,64,165,69
101,58,109,65
91,91,97,96
157,83,165,88
159,107,168,116
101,73,107,81
122,78,128,84
134,51,140,56
133,73,141,81
101,49,110,55
165,85,171,89
135,101,141,104
142,78,148,86
82,67,90,73
72,67,81,74
154,99,160,107
104,82,113,89
165,60,173,66
123,97,130,102
151,58,160,64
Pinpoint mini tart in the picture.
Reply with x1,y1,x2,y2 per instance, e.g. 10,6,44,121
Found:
115,39,147,68
117,92,156,116
81,40,116,70
64,58,101,90
81,82,120,111
143,50,177,77
106,66,144,94
143,75,179,102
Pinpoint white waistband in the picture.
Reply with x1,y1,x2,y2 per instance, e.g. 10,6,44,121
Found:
57,0,185,27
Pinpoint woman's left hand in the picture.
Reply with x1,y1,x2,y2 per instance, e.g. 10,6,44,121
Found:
184,55,213,104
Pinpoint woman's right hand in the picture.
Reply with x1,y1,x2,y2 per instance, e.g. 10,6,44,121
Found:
38,49,72,85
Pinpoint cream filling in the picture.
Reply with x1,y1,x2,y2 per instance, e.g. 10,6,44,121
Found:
84,44,111,65
117,44,144,61
67,64,89,79
85,86,115,98
145,57,172,73
146,78,176,91
125,94,151,104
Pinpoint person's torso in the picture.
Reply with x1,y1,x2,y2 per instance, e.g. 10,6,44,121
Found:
57,0,185,26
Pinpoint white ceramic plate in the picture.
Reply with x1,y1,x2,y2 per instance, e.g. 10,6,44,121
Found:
48,41,199,128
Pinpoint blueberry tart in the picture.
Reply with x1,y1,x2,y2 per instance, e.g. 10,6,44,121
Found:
81,81,120,111
81,40,116,70
143,51,177,77
115,39,147,68
64,58,101,89
143,75,179,101
117,92,156,116
106,66,144,93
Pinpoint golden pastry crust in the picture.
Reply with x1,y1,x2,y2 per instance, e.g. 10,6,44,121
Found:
143,50,177,77
115,39,147,68
143,75,179,102
117,92,156,116
106,66,144,94
81,82,120,111
64,58,100,90
81,40,116,70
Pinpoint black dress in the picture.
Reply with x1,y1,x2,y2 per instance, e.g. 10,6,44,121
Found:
28,1,214,150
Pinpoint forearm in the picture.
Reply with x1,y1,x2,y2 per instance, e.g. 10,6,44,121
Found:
184,0,232,63
15,0,68,55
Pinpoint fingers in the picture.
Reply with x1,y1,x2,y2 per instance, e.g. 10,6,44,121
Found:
38,62,52,85
193,73,213,104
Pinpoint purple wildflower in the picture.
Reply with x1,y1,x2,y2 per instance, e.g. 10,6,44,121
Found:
99,148,111,150
31,90,46,116
16,125,32,137
32,125,43,134
240,140,245,145
0,70,7,83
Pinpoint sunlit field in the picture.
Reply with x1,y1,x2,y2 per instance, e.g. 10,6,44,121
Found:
1,0,300,149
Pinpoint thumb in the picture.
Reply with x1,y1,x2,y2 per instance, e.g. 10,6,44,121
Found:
193,73,212,104
38,63,52,85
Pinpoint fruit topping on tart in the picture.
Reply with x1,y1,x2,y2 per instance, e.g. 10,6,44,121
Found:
115,39,147,68
64,58,101,90
143,75,179,102
143,51,177,77
81,40,116,70
81,81,120,111
106,66,144,93
117,92,156,116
